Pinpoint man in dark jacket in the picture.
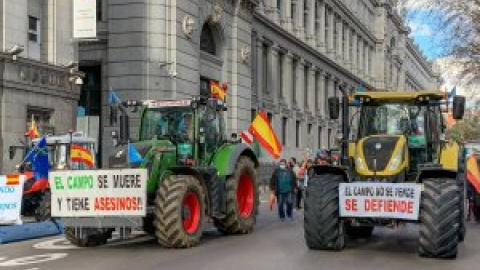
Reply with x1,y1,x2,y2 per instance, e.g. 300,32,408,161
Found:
270,159,297,221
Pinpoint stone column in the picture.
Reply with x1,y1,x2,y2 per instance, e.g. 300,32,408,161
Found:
358,38,364,76
281,0,293,31
295,0,305,39
327,10,335,58
283,52,294,108
266,0,280,23
270,46,279,104
308,67,316,113
336,17,343,61
306,0,316,46
317,1,326,52
296,60,305,110
256,37,264,102
317,71,326,117
344,24,351,68
352,33,358,73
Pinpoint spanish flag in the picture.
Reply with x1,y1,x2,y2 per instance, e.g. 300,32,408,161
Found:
248,110,282,159
6,175,20,186
71,144,94,167
466,154,480,193
210,81,227,102
26,115,39,139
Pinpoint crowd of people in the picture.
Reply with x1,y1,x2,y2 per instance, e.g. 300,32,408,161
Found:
268,150,335,221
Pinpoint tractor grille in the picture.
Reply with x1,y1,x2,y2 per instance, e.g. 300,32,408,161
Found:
362,136,399,171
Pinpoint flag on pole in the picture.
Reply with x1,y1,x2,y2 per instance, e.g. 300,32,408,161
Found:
128,142,145,165
210,81,227,102
25,136,49,180
26,115,40,139
108,87,121,105
71,144,94,167
448,86,457,99
248,110,282,159
240,130,253,145
466,153,480,193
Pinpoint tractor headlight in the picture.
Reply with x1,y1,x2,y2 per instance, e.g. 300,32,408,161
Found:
387,148,404,171
355,156,367,171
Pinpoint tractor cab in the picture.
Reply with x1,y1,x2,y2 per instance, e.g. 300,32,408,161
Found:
109,97,228,169
330,91,466,180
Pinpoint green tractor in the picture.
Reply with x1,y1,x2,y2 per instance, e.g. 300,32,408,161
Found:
64,97,259,248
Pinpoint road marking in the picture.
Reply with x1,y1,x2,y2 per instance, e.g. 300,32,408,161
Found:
33,238,80,250
0,254,67,267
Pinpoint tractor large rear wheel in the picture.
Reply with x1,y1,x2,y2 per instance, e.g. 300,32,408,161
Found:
65,227,112,247
214,157,259,234
154,175,205,248
419,178,461,259
304,173,345,250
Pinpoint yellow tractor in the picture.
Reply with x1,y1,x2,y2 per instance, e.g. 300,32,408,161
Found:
304,90,466,259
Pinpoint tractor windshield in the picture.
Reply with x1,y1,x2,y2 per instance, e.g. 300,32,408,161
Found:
359,103,427,146
140,107,194,142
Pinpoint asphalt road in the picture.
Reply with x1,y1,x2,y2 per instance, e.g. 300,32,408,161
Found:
1,203,480,270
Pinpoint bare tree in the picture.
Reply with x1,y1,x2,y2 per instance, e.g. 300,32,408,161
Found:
397,0,480,89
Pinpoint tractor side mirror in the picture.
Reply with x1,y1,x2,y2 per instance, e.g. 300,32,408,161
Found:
452,95,466,120
119,115,130,144
109,106,118,126
328,97,340,120
9,146,15,160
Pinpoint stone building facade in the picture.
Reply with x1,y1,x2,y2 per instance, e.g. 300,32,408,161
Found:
0,0,81,173
79,0,440,164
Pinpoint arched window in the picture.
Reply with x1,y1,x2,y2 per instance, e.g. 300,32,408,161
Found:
200,23,216,55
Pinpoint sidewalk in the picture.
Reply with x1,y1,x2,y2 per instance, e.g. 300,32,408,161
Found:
0,219,63,244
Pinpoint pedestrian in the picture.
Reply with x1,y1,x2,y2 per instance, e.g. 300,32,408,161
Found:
300,159,314,188
289,157,303,209
270,159,297,221
295,153,311,209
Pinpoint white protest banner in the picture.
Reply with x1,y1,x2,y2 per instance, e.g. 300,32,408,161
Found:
339,182,421,220
49,169,147,217
73,0,97,39
0,175,25,225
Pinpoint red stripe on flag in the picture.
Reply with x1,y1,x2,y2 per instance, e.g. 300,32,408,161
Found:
240,131,253,145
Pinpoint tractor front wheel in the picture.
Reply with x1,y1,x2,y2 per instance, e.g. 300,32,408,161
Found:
214,157,259,234
418,178,460,259
154,175,205,248
304,173,345,250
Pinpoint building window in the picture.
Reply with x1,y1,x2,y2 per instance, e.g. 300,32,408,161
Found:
304,65,308,107
251,109,257,121
262,44,269,94
278,52,284,99
267,112,273,123
97,0,102,21
318,126,323,148
28,16,39,43
200,24,216,55
328,128,332,148
277,0,282,10
26,107,54,135
296,120,301,148
325,8,329,45
291,2,296,27
282,117,288,146
333,17,337,53
292,59,297,105
350,32,354,62
324,77,329,110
